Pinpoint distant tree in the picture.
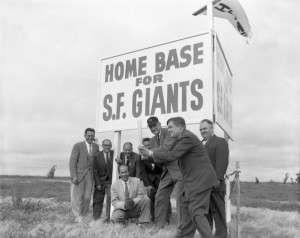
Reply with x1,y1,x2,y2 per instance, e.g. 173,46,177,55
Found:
47,165,57,179
296,172,300,184
255,177,259,184
290,178,294,184
283,173,289,184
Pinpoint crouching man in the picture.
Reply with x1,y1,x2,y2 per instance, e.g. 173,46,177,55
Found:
111,164,151,225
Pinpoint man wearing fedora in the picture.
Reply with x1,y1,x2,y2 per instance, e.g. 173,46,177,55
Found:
145,116,183,229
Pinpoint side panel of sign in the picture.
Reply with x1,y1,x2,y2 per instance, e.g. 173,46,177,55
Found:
214,34,233,138
97,33,213,132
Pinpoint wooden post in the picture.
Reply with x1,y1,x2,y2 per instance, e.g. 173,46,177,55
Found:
236,161,241,238
225,177,231,221
137,120,143,144
224,132,231,237
110,130,121,218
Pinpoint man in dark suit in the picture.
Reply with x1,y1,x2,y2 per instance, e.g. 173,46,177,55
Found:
111,164,151,225
140,137,163,222
93,139,114,221
200,119,229,238
139,117,218,238
116,142,142,180
146,116,183,229
69,128,99,222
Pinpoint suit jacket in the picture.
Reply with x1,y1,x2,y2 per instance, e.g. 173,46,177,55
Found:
153,129,217,199
140,159,163,188
111,177,146,210
93,150,114,186
69,141,99,181
150,127,182,180
119,151,142,180
204,135,229,192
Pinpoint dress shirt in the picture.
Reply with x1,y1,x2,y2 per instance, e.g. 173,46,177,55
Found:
202,134,215,145
85,141,92,154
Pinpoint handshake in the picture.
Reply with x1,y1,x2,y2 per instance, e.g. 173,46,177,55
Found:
124,198,134,210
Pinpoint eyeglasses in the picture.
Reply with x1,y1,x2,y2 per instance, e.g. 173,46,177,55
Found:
102,144,112,147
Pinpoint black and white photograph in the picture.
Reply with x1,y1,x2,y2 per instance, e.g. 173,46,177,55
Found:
1,0,299,237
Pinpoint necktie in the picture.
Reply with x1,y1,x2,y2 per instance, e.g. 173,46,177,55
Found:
105,153,109,164
124,182,130,199
125,156,129,165
157,135,160,145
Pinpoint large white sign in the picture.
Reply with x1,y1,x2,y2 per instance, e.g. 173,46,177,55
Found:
214,34,233,138
97,32,214,132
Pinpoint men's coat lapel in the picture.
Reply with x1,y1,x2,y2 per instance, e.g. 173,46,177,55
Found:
204,135,216,149
109,150,114,168
92,143,97,156
80,141,90,163
160,129,167,146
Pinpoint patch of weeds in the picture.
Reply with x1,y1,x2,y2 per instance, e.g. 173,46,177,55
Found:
13,198,44,214
10,183,44,214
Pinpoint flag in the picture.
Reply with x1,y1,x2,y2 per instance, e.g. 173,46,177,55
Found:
193,0,252,39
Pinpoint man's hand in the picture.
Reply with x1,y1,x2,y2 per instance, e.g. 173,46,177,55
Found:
71,177,79,185
145,186,153,196
124,198,134,210
96,185,102,190
138,145,151,157
213,180,221,189
115,156,122,164
140,155,149,161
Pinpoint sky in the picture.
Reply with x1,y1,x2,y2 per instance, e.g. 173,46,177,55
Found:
0,0,299,182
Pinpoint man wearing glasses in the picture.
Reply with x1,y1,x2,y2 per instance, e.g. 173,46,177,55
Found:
116,142,142,180
145,116,183,230
69,128,99,223
93,139,114,221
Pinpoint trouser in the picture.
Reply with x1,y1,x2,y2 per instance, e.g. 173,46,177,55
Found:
155,172,183,228
111,196,151,223
148,186,157,221
92,184,111,220
175,187,213,238
149,186,172,222
207,191,227,238
70,171,93,217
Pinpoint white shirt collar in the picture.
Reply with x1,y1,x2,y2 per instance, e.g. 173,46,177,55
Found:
121,179,130,191
121,179,129,185
203,134,215,143
85,141,92,150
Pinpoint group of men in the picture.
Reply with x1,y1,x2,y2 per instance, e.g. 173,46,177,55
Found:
69,116,229,238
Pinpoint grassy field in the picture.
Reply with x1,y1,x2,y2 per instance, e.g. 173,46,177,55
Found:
0,176,299,238
230,181,300,213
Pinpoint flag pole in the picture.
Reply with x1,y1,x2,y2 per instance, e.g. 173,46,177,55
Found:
207,0,214,31
207,0,216,125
